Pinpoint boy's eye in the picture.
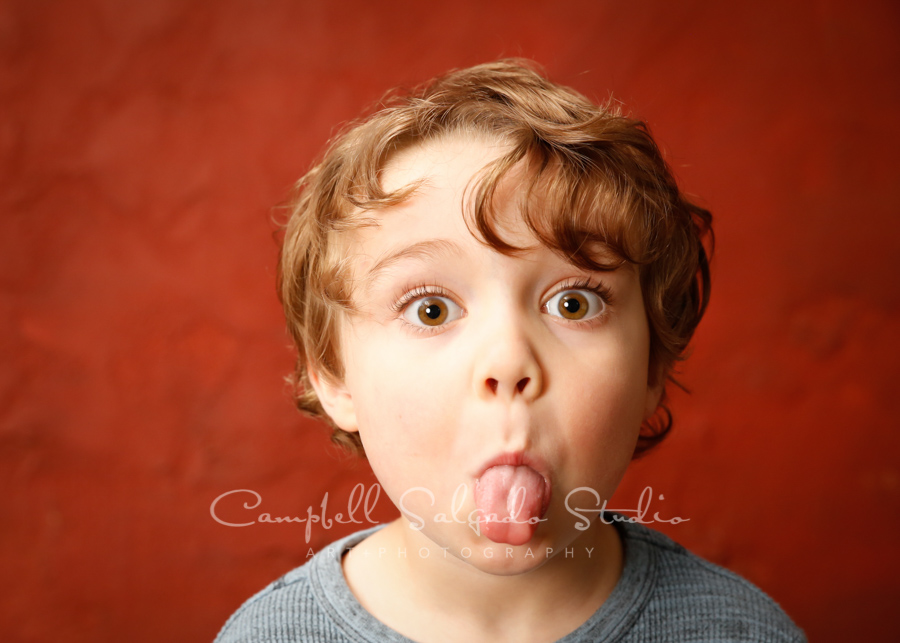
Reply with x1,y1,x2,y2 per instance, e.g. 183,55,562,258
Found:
403,296,463,327
544,289,605,321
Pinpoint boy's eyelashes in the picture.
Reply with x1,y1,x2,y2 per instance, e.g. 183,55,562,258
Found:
390,284,455,315
390,278,614,331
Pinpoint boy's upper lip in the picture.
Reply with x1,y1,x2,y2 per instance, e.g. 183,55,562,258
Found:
474,450,553,514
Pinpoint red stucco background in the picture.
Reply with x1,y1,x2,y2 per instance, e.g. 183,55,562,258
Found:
2,1,899,641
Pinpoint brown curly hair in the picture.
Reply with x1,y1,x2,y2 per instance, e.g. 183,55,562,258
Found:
278,59,712,458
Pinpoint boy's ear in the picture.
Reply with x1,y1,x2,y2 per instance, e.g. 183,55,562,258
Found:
307,366,359,433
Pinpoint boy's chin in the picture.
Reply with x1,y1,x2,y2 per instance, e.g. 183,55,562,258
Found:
449,542,556,576
407,522,593,577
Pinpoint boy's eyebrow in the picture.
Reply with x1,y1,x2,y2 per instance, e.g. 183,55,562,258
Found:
362,239,463,288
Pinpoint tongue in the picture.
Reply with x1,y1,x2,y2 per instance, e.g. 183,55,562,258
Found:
474,465,546,546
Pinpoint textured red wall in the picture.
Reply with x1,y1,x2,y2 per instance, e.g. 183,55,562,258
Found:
2,1,898,640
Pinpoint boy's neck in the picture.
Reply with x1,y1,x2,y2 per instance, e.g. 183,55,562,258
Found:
341,519,623,643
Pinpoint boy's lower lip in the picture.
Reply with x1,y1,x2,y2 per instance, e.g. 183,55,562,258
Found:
474,451,553,517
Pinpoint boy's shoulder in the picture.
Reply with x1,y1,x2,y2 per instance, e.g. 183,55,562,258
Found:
613,518,806,643
213,527,382,643
213,563,316,643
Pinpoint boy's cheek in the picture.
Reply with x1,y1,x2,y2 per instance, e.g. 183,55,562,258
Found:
356,374,463,438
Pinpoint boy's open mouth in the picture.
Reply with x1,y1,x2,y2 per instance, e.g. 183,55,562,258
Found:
474,463,551,546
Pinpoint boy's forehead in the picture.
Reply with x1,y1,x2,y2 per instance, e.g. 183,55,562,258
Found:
342,135,498,234
339,132,631,283
345,136,534,268
380,133,512,194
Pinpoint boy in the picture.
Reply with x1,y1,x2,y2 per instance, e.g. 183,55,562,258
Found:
216,60,805,642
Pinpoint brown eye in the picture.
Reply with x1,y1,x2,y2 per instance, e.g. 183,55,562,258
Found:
402,295,462,328
558,292,588,319
545,289,605,321
418,298,448,325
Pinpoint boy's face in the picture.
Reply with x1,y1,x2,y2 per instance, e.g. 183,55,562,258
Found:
313,134,659,573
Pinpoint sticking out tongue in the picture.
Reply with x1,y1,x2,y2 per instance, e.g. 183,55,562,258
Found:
474,465,546,546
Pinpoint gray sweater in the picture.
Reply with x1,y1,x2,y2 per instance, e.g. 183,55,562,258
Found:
215,520,806,642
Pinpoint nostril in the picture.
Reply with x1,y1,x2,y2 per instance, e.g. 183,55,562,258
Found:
486,378,498,394
516,377,530,393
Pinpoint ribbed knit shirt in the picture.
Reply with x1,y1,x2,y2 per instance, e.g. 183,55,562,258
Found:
215,519,806,642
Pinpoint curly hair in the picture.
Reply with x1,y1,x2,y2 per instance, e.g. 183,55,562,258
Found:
278,59,712,457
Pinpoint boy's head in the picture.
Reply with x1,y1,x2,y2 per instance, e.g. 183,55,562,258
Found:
279,59,712,458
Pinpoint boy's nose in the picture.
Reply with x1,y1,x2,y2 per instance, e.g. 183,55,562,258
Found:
473,325,544,403
485,376,532,395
